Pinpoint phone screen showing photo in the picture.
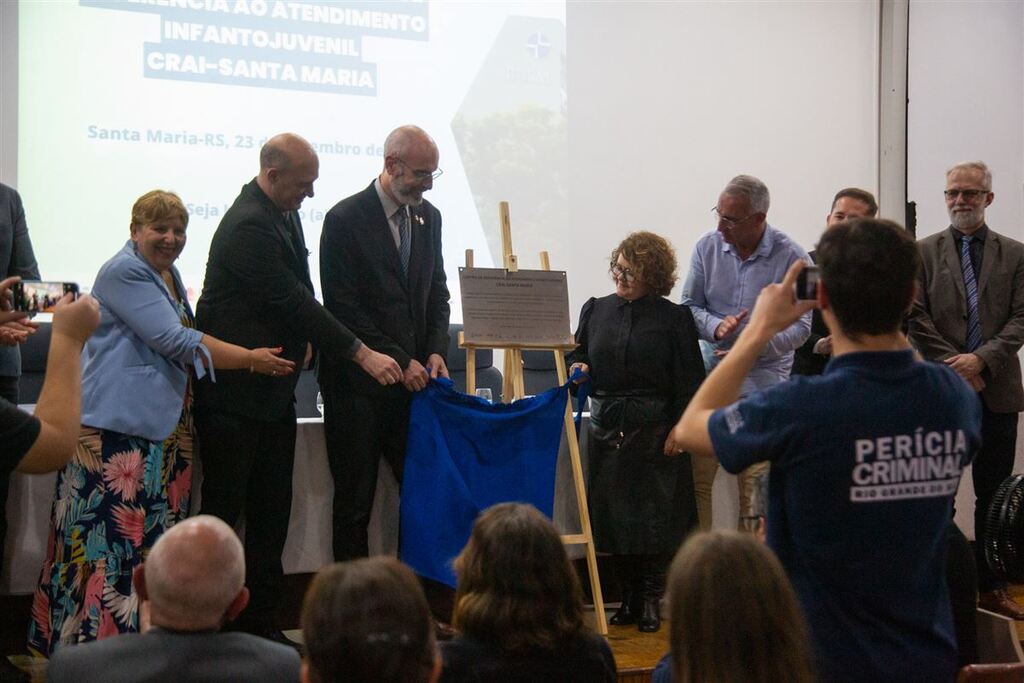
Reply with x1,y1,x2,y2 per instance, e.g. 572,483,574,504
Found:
14,281,78,313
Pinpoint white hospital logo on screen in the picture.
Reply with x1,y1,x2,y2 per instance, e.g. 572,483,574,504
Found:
849,428,967,502
526,33,550,59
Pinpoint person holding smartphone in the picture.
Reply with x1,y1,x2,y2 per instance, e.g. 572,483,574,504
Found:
0,275,98,681
669,219,977,683
28,190,295,656
0,183,41,627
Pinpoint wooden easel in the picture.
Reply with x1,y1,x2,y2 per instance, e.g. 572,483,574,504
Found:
459,201,607,635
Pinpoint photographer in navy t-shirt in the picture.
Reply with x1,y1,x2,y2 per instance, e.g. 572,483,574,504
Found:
665,218,981,683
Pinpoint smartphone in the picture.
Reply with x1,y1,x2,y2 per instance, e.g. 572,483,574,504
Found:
12,281,79,314
795,266,819,301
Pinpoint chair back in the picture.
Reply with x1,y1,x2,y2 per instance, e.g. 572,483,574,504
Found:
958,663,1024,683
446,323,502,396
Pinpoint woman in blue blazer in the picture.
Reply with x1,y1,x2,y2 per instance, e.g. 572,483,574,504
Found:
28,190,294,656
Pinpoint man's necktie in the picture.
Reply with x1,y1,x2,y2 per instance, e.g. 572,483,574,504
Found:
961,236,982,351
397,208,411,277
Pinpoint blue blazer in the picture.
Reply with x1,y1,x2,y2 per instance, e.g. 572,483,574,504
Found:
81,241,211,441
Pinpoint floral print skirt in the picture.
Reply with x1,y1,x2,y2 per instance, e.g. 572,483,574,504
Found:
27,409,193,657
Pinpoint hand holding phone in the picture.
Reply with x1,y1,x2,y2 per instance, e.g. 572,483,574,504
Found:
13,281,80,316
795,266,819,301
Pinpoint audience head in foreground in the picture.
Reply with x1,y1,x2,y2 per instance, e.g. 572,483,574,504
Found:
138,514,249,631
816,217,920,339
453,502,586,652
444,503,617,682
46,515,301,683
301,556,439,683
667,531,814,683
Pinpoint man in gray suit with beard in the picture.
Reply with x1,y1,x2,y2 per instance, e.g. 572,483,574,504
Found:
909,160,1024,620
47,515,301,683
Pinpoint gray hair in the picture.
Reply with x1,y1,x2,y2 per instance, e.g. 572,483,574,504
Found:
383,125,435,160
947,161,992,191
723,175,770,214
145,515,245,630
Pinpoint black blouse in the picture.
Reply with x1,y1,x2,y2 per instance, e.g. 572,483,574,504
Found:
569,294,705,418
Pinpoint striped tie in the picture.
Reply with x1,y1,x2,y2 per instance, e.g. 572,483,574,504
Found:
960,236,982,351
397,208,411,277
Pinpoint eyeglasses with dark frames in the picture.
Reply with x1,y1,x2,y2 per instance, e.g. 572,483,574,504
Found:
943,189,988,201
711,206,756,227
609,262,637,283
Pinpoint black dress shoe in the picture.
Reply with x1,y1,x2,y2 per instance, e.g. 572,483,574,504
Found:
638,598,661,633
609,590,638,625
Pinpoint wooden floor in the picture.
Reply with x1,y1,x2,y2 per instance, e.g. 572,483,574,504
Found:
603,619,670,683
1013,584,1024,643
3,605,670,683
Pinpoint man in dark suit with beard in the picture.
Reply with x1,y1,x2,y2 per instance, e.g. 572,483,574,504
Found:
320,125,451,561
195,133,402,640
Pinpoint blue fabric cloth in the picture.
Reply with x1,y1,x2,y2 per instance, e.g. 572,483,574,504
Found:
707,350,981,683
81,241,212,442
681,225,811,395
400,377,570,587
651,653,672,683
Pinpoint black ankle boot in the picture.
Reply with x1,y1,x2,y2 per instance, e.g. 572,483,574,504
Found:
638,596,661,632
637,555,665,633
609,589,638,625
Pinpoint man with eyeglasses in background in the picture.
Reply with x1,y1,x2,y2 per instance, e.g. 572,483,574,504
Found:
908,161,1024,620
681,174,811,531
319,125,451,562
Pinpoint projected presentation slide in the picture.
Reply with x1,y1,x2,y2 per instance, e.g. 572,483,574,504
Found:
18,0,566,319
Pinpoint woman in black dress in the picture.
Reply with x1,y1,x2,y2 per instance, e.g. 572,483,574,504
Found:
569,231,705,632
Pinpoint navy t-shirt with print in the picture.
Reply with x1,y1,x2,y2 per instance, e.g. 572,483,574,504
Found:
708,350,980,683
1,397,40,478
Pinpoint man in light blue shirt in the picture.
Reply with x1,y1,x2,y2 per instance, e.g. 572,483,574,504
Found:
682,174,811,529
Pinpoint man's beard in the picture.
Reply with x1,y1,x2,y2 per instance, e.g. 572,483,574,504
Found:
949,206,984,231
393,178,424,207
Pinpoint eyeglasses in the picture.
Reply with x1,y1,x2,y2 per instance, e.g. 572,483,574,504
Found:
712,206,756,227
396,158,443,181
944,189,988,201
609,263,637,283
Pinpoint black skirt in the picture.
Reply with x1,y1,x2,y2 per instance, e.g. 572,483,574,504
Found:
587,393,697,555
